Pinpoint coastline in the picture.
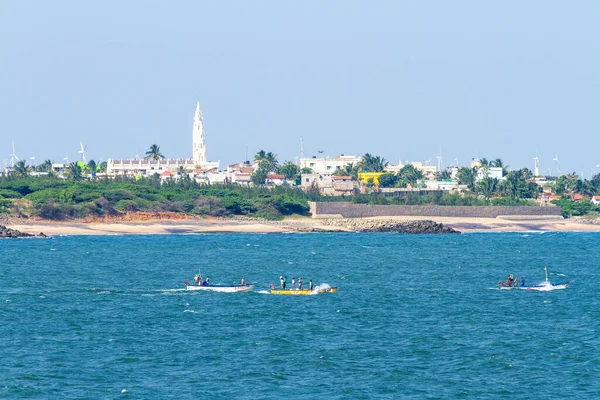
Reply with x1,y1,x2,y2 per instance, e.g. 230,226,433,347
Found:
4,215,600,235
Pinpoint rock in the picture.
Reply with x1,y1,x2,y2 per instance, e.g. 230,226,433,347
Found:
0,225,36,238
319,219,460,234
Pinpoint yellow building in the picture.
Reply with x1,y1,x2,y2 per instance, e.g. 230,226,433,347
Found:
358,172,386,185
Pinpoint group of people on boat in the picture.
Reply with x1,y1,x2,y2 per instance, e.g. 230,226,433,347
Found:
501,274,525,287
193,273,210,286
276,276,313,291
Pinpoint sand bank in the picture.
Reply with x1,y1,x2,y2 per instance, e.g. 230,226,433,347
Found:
5,215,600,236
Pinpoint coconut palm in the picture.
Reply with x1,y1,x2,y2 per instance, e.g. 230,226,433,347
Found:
254,150,279,172
398,164,424,188
86,160,97,173
145,144,165,160
36,159,53,172
99,161,108,173
357,153,388,172
12,160,28,178
457,167,477,192
66,162,83,181
279,161,300,180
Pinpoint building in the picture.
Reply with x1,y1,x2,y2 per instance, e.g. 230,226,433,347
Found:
107,101,219,177
300,155,361,175
358,172,385,185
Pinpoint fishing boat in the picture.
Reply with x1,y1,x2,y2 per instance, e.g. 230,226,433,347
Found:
184,282,256,292
523,268,569,291
269,284,337,295
184,269,255,292
499,268,569,291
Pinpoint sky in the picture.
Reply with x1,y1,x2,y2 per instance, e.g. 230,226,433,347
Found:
1,1,600,177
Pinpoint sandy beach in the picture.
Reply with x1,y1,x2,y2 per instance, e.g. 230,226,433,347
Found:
4,214,600,235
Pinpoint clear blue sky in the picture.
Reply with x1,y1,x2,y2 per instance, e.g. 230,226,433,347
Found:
1,1,599,177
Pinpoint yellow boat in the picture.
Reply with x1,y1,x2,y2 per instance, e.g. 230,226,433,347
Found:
269,287,337,295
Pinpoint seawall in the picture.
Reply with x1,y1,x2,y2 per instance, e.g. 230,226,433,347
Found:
309,202,563,219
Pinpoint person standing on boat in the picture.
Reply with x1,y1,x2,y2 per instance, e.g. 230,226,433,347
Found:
520,277,525,287
291,277,296,290
283,276,287,289
241,276,246,285
298,277,303,290
279,276,284,289
194,274,201,285
309,279,313,291
202,276,209,286
506,274,515,287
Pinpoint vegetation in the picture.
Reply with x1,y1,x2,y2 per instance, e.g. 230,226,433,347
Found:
1,149,599,220
145,144,165,160
0,175,314,220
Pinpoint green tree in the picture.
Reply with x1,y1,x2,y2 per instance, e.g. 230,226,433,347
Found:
357,153,388,172
99,161,108,173
145,144,165,160
378,173,398,188
12,160,29,178
66,162,83,181
279,161,300,180
300,167,314,174
554,173,578,195
332,163,358,179
500,169,539,199
437,170,451,180
477,176,499,201
86,160,97,174
254,150,279,172
252,167,269,185
37,159,53,172
457,167,477,192
398,164,423,188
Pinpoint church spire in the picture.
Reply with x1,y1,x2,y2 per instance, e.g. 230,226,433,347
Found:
192,101,206,166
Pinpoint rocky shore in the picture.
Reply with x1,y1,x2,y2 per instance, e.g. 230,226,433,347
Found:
0,225,48,238
318,219,460,234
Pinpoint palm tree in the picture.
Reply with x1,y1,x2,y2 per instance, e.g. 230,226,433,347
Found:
398,164,424,188
279,161,300,180
254,150,279,172
12,160,28,178
36,159,53,172
145,144,165,160
457,167,477,192
477,176,499,201
98,161,108,173
357,153,388,172
86,160,97,173
66,162,83,181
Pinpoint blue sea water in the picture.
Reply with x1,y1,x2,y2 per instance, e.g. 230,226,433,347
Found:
1,232,599,399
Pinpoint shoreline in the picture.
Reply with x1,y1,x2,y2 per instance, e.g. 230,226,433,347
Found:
4,215,600,235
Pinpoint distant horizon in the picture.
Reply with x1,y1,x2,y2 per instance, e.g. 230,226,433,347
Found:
2,1,599,178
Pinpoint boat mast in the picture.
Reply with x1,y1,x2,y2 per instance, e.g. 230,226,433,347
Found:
544,267,549,283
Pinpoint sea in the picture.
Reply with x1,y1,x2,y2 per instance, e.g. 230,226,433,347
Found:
1,232,599,399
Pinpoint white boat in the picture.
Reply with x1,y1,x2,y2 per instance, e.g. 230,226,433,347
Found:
185,282,256,292
499,267,569,291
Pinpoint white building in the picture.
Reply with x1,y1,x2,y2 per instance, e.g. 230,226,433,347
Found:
107,101,219,177
477,167,504,181
300,155,361,175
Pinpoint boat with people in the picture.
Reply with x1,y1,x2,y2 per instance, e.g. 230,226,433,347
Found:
184,271,255,292
498,267,569,291
269,284,337,295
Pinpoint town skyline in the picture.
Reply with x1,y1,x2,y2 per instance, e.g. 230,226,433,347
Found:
2,2,600,176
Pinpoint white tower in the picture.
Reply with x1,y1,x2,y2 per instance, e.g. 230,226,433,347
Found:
192,101,206,166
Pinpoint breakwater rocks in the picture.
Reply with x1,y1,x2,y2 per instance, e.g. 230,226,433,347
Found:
0,225,48,238
320,219,460,234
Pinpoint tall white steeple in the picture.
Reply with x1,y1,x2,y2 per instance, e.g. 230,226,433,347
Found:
192,101,206,166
